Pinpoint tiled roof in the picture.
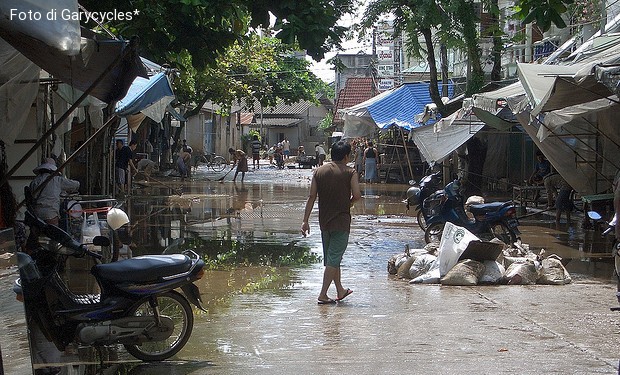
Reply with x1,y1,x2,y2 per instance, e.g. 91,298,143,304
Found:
334,77,377,122
239,112,254,125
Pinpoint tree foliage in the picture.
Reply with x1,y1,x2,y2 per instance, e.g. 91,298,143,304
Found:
176,35,331,118
512,0,574,31
360,0,486,112
79,0,357,68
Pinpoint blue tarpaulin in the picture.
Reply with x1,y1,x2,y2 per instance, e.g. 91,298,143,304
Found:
114,72,174,119
341,82,454,138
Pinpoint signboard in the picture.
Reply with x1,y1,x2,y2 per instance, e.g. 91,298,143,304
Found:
377,49,394,63
378,79,395,91
377,64,394,77
376,34,394,48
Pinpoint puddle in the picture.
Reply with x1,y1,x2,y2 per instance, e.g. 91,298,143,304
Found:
2,169,618,373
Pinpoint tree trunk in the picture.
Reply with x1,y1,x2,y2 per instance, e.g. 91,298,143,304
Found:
490,0,502,82
456,0,484,95
421,28,446,115
440,44,449,97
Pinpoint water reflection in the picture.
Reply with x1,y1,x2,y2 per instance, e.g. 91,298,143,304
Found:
5,176,619,373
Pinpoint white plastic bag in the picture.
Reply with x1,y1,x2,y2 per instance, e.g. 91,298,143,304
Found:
81,212,101,251
437,223,480,277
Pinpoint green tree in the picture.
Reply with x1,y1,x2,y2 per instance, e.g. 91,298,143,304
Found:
177,35,330,118
79,0,357,68
513,0,574,31
360,0,485,114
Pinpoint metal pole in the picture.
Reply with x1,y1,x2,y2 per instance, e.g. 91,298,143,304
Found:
17,115,119,210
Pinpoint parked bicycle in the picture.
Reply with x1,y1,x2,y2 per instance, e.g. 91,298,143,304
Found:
193,152,227,172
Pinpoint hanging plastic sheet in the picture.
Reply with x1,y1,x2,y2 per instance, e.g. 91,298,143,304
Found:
0,39,40,144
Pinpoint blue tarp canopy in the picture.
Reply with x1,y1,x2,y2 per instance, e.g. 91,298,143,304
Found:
341,81,454,138
114,72,175,121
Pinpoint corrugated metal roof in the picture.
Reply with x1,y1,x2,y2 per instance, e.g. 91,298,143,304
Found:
249,118,303,128
334,77,377,122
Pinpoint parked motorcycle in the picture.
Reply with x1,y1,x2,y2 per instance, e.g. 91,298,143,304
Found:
404,171,443,231
587,211,620,305
423,179,520,244
15,188,206,362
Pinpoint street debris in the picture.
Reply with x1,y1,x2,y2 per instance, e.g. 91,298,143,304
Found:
388,222,572,286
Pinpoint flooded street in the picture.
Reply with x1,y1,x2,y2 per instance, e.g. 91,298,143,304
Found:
1,164,620,373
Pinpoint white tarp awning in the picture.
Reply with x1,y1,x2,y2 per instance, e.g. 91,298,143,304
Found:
517,62,616,117
411,109,485,165
471,82,525,114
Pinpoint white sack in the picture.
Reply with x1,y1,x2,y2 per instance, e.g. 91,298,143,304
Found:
437,223,480,277
538,256,572,285
479,260,506,284
409,254,437,279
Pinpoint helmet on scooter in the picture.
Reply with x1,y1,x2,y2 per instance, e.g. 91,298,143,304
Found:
406,186,421,205
107,208,129,230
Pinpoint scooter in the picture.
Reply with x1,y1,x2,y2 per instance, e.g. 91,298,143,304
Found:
587,211,620,305
423,179,521,244
404,171,443,231
15,187,206,362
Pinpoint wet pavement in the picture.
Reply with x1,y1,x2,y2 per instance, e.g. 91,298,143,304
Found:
1,159,620,374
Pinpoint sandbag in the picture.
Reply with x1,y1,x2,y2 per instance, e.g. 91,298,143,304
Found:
410,262,440,284
504,260,540,285
409,254,437,279
479,260,506,284
437,223,480,277
395,254,410,270
441,259,485,286
397,256,417,279
538,256,572,285
423,242,440,256
387,253,405,274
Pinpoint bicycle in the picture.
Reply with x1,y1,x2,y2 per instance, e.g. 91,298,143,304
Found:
193,152,227,172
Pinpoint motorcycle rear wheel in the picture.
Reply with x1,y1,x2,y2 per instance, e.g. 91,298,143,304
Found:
417,210,427,231
210,156,227,172
124,291,194,361
424,222,445,244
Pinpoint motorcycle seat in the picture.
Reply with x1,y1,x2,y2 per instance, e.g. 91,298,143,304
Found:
468,201,512,215
92,254,193,283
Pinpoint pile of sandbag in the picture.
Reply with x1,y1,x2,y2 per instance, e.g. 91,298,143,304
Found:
387,223,572,286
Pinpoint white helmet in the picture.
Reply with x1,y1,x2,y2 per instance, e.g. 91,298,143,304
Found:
107,208,129,230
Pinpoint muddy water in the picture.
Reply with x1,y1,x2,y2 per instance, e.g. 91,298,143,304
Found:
0,165,617,373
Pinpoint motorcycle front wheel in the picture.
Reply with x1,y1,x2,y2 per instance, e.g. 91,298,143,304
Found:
125,291,194,361
424,222,445,244
210,156,227,172
416,210,427,231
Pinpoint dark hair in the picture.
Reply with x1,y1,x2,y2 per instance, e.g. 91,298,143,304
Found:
253,135,258,140
228,147,235,154
331,140,351,161
367,141,374,147
129,140,138,146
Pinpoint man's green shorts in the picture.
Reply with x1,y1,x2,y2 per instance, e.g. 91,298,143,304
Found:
321,231,349,267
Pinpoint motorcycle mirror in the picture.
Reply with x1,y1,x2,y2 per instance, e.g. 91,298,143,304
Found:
408,180,416,186
587,211,602,221
93,236,111,247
